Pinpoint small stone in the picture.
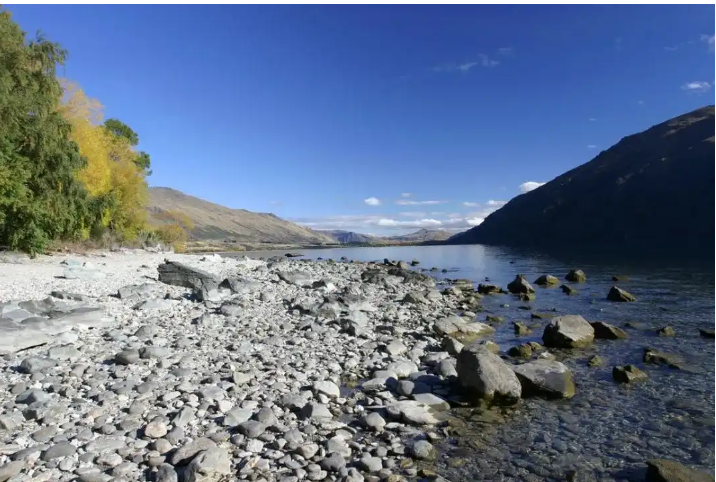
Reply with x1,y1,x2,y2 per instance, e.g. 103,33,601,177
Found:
0,461,24,481
238,421,266,438
115,350,140,365
607,286,636,302
144,421,168,439
41,442,77,461
513,322,531,336
411,440,436,461
96,452,123,467
565,269,586,283
362,412,386,431
313,381,340,399
19,357,57,374
590,321,628,339
587,355,604,367
155,464,178,482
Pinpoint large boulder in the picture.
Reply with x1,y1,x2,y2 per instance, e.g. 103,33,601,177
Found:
157,261,218,292
512,360,576,399
645,459,714,482
542,315,594,348
184,447,232,482
507,275,535,294
607,286,636,302
534,275,560,286
456,343,521,405
277,270,316,288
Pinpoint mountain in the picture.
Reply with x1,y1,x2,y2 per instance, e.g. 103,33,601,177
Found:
385,229,453,243
448,106,715,256
147,187,335,245
320,230,377,244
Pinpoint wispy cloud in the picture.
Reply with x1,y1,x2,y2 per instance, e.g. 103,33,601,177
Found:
497,47,514,56
587,144,597,149
702,34,715,52
432,61,481,73
396,199,448,206
614,37,623,51
462,201,480,207
588,117,597,122
478,53,499,67
519,181,545,193
400,192,411,198
486,200,507,207
637,100,645,105
398,211,427,218
269,201,282,206
364,197,381,206
681,81,711,93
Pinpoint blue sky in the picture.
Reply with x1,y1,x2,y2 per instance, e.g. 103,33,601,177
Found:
7,5,715,234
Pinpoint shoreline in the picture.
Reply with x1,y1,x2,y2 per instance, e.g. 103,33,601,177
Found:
0,250,712,481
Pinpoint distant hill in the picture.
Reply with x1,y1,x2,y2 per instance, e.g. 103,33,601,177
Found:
148,187,335,245
320,230,377,244
385,228,453,243
320,228,453,244
448,106,715,256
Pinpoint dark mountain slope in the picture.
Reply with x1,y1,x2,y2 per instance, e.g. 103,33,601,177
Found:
448,106,715,256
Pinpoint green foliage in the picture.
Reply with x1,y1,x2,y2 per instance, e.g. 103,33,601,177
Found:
103,118,151,175
0,10,91,254
153,209,194,252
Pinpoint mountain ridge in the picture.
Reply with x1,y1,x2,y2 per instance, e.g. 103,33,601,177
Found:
448,105,715,257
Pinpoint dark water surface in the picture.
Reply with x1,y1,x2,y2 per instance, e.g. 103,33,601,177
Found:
233,245,715,481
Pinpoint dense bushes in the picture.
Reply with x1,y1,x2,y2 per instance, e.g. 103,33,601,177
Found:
0,10,190,253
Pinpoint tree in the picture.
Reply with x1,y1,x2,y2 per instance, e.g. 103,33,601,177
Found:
103,118,151,175
153,210,194,252
0,10,91,253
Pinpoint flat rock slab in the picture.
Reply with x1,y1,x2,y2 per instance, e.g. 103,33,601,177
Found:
646,459,715,482
543,315,595,348
0,306,104,354
157,261,218,291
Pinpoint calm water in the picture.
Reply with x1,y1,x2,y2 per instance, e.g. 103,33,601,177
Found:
231,245,715,481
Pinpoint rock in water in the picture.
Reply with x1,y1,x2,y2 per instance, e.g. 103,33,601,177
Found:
542,315,595,348
613,365,648,383
643,348,685,369
456,343,521,405
645,459,715,482
512,359,576,399
534,275,560,286
477,284,503,295
565,269,586,283
507,275,535,294
607,286,636,302
157,261,218,292
590,321,628,339
560,284,577,295
699,328,715,339
657,326,676,337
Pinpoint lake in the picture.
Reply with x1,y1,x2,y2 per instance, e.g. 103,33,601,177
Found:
230,244,715,481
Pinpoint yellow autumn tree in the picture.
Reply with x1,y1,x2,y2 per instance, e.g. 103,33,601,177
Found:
59,80,149,242
153,209,194,252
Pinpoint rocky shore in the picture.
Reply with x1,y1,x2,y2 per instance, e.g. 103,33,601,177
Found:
0,251,712,482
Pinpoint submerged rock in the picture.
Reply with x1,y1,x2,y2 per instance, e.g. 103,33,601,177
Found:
512,359,576,399
607,286,636,302
542,315,595,348
657,326,677,337
645,459,714,482
643,348,685,369
476,284,504,295
613,365,648,384
456,343,521,405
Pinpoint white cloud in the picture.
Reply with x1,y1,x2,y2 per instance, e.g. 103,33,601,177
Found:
458,61,479,72
400,192,411,198
462,201,480,207
396,199,448,206
681,81,711,93
478,53,499,67
377,218,442,228
486,200,507,207
519,181,545,193
702,34,715,52
587,144,597,149
398,211,427,218
364,197,381,206
466,217,485,226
